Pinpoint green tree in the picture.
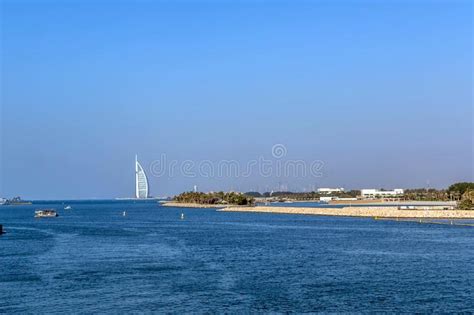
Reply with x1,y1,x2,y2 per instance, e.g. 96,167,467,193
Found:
448,182,474,200
458,199,473,210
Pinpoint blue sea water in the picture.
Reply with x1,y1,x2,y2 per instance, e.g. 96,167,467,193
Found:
1,200,473,313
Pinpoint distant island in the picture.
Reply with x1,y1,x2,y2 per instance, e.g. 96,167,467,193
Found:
221,182,474,219
163,182,474,215
162,191,254,208
175,191,254,205
244,182,474,210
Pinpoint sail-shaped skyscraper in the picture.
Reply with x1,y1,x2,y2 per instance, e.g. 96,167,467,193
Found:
135,155,149,199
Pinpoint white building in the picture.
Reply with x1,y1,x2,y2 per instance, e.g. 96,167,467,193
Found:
135,155,149,199
361,189,404,198
317,188,345,194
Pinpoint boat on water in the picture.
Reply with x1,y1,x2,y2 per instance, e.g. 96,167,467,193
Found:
180,212,185,220
64,205,72,210
35,210,58,218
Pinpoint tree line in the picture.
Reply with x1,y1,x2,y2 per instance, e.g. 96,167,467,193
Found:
174,191,254,205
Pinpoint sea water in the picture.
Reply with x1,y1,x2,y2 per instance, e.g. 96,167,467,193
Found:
1,200,473,313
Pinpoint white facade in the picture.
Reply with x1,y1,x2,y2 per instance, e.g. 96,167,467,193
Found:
317,188,345,194
135,155,149,199
361,189,404,198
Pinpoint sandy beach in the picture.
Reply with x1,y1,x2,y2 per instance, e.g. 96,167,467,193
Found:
219,206,474,219
328,200,457,206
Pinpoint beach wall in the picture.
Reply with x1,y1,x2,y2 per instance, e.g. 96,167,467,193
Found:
220,206,474,219
329,199,383,205
329,200,457,206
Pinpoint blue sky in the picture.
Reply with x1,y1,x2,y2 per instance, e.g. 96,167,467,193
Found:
1,0,472,199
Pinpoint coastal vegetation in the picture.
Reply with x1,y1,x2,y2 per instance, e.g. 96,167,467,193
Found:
402,189,448,201
457,188,474,210
174,191,254,206
448,182,474,198
446,182,474,209
458,198,473,210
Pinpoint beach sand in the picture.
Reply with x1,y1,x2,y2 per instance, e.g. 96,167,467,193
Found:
219,206,474,219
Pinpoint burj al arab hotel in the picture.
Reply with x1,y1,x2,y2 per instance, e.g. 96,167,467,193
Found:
135,155,149,199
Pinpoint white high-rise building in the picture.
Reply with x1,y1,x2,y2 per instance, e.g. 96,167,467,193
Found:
135,155,149,199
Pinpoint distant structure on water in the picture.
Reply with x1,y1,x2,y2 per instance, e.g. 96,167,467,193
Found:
135,155,149,199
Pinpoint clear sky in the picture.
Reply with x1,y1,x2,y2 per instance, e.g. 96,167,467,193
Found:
1,0,472,199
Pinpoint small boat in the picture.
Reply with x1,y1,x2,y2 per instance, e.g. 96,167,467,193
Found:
123,211,127,216
35,209,58,218
180,213,185,220
64,205,72,210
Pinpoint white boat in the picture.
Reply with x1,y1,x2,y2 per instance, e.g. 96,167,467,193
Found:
35,210,58,218
180,213,185,220
64,205,72,210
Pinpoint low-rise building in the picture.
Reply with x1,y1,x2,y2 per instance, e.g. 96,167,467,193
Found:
317,188,345,194
361,189,404,198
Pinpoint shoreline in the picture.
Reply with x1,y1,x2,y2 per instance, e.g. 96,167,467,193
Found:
219,206,474,219
256,199,457,206
328,200,457,206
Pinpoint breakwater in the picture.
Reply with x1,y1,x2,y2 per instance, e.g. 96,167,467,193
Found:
220,206,474,219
